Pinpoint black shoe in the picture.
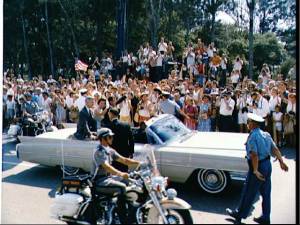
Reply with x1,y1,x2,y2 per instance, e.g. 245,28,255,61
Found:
253,217,270,224
226,208,242,223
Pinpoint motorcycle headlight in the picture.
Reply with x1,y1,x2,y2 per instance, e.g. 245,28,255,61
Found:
166,188,177,200
151,176,167,192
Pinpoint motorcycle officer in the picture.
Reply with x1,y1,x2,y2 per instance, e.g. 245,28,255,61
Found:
23,92,40,118
91,128,140,224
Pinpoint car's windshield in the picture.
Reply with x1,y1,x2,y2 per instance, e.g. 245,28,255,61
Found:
149,115,191,143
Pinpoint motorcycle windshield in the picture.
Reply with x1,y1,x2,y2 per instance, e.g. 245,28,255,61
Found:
135,145,160,176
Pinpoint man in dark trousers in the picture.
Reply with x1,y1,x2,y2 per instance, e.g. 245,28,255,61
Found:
74,96,97,140
108,108,134,172
226,113,289,224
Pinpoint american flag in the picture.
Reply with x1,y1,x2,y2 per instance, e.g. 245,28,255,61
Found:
75,59,88,72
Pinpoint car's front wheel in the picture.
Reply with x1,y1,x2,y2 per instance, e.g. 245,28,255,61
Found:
197,169,229,194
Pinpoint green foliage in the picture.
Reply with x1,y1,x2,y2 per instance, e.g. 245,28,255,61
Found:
253,33,285,70
3,0,295,78
280,57,296,77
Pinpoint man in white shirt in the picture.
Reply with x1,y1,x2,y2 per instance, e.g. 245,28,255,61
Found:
219,92,236,132
41,92,52,115
75,89,88,112
251,91,270,130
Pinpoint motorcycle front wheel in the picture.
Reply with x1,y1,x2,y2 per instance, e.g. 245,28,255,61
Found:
147,209,193,224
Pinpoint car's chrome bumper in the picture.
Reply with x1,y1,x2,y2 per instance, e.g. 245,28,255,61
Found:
229,171,247,181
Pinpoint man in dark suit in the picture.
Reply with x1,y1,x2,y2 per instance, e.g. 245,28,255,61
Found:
74,96,97,140
108,108,134,172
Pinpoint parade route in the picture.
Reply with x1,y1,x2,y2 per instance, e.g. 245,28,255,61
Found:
1,138,296,224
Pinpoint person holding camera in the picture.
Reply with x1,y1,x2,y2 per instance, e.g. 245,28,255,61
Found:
218,91,235,132
251,90,270,130
236,89,248,133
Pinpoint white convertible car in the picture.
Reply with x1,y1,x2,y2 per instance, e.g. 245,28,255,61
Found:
16,114,249,194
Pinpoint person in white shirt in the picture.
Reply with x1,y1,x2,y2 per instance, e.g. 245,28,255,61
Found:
286,93,296,114
186,49,195,69
231,70,240,88
6,94,16,124
158,37,168,53
75,89,88,112
118,93,132,124
235,90,248,133
34,88,44,108
233,56,243,72
219,92,235,132
269,87,281,113
272,105,283,146
251,91,270,130
41,92,52,117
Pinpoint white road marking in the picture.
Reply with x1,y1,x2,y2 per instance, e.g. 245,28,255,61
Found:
2,161,44,168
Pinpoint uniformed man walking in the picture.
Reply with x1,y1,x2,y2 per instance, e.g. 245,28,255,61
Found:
226,113,289,224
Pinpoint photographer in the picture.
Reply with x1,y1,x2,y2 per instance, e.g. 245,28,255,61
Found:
235,89,248,133
218,91,235,132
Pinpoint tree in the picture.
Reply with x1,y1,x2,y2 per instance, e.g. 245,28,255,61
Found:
253,33,284,70
148,0,163,47
246,0,255,79
57,0,79,57
200,0,228,42
20,0,32,78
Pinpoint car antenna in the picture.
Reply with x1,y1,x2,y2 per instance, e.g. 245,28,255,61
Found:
61,140,65,179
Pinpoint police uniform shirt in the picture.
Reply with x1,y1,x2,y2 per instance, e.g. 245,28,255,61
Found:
159,99,180,115
24,101,39,115
91,145,121,177
246,128,276,160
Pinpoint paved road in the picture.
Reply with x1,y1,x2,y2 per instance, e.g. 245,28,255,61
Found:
2,139,296,224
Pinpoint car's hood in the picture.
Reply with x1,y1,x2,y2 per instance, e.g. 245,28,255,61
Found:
169,131,249,151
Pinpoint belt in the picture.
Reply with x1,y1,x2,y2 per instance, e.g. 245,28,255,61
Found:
259,156,270,163
246,155,270,163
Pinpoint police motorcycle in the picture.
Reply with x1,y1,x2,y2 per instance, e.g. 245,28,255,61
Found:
51,146,193,224
8,110,57,137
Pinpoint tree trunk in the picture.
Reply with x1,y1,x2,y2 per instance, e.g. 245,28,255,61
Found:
211,11,216,42
45,0,55,76
20,1,32,79
58,0,79,57
247,0,255,79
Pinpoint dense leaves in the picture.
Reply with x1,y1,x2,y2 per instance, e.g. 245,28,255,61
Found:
3,0,296,78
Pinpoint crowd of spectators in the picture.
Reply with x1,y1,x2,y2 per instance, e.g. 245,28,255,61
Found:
3,37,297,147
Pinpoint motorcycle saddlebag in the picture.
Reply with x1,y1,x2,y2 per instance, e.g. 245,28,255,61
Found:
50,193,83,218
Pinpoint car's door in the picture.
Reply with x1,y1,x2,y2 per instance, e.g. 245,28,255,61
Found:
158,145,190,183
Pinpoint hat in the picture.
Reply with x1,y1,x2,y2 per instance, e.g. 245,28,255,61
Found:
247,113,264,123
79,88,88,94
161,91,170,96
140,92,149,97
85,95,94,100
24,93,32,98
154,87,162,94
97,128,115,139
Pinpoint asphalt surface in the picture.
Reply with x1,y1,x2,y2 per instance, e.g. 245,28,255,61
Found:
1,138,296,224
